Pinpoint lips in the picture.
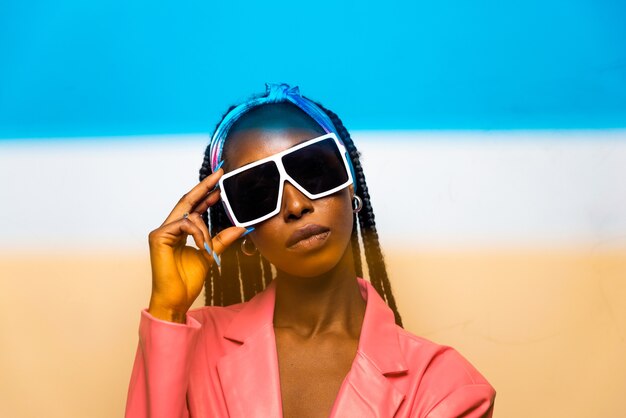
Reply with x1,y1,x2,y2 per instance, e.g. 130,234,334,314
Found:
286,224,331,248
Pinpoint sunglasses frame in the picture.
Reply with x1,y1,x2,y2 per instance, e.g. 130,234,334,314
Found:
218,132,354,228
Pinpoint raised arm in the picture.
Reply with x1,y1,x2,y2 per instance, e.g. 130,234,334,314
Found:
124,166,249,417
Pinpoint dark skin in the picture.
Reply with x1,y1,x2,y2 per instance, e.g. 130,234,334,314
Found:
147,103,366,417
223,127,366,418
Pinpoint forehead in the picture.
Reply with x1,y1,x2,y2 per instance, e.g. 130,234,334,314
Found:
223,128,324,171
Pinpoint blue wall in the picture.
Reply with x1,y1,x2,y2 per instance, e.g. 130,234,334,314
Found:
1,0,625,138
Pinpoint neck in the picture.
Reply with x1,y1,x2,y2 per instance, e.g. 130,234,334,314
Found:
273,246,365,339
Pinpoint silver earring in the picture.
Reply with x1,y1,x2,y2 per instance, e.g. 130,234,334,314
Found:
352,195,363,213
241,237,257,256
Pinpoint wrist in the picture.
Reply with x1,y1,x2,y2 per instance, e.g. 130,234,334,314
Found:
148,301,188,324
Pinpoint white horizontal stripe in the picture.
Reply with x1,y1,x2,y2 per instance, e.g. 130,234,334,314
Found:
1,130,625,251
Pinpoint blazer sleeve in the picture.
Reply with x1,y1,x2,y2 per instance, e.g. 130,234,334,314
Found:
124,308,202,418
424,383,496,418
419,346,496,418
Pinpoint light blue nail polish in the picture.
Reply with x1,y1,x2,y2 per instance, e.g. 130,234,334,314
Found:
241,226,255,237
212,250,221,267
215,160,225,171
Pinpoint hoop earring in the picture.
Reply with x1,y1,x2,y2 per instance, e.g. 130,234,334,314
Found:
241,237,257,256
352,195,363,213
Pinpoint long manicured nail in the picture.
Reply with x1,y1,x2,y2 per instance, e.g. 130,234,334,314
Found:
214,160,225,171
241,227,255,237
211,250,221,267
205,242,220,266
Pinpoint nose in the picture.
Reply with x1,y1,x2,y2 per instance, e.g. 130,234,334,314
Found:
281,180,313,221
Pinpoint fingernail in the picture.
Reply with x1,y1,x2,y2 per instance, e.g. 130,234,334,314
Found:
212,250,221,267
214,160,225,171
204,242,220,267
241,227,255,237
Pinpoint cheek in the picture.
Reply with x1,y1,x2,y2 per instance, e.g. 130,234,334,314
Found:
247,223,280,254
331,196,355,245
308,192,354,244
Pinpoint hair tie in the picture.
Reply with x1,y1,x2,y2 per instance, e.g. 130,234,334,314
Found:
266,82,300,100
208,82,357,193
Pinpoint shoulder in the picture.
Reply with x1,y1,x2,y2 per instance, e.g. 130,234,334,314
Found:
186,302,246,329
396,326,492,385
173,302,248,353
394,327,496,417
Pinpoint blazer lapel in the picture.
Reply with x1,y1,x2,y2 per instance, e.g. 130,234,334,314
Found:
216,277,408,418
330,278,409,417
216,281,283,418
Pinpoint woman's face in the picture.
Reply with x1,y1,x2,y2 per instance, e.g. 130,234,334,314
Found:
222,127,355,278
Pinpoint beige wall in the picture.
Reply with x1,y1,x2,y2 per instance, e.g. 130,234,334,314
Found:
1,247,624,418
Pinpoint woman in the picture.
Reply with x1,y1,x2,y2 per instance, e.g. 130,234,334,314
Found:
125,83,496,417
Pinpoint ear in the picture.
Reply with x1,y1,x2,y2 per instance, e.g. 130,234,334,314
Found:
348,184,355,198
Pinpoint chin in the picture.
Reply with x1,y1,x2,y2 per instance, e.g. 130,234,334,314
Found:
274,241,349,278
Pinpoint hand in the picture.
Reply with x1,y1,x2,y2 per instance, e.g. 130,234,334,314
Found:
146,167,248,323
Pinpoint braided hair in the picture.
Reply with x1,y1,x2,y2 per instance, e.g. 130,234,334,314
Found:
198,98,404,327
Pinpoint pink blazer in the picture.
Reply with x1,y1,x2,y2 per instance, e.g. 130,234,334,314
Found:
125,277,496,417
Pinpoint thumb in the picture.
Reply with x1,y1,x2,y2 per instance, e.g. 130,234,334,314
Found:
211,226,253,255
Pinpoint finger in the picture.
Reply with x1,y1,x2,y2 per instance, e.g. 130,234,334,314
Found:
178,218,214,265
211,226,250,256
163,168,224,225
186,212,213,256
159,218,214,264
191,187,221,216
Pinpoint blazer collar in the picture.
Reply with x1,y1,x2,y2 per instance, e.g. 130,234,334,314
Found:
217,277,408,417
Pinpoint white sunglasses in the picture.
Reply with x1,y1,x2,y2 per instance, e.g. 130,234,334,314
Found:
218,132,354,227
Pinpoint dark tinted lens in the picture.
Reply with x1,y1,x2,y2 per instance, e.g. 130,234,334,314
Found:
282,138,349,195
222,161,280,223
